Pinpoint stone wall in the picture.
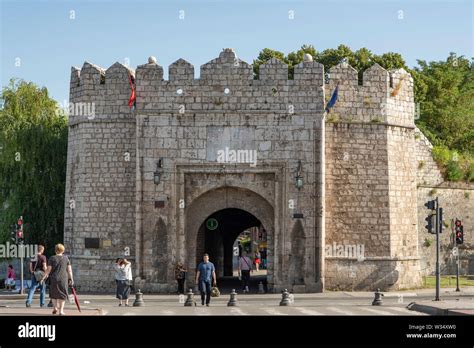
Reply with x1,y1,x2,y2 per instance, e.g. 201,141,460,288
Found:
324,63,421,290
65,63,137,291
133,50,323,292
415,128,474,276
64,48,459,293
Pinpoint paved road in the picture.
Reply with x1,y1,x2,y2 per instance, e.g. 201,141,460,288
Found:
2,287,472,316
0,293,426,316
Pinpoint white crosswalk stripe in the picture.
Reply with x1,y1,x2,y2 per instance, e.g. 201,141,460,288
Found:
383,306,415,314
262,308,288,315
229,307,248,315
293,307,324,315
161,310,175,315
196,309,212,315
358,306,396,316
326,306,356,315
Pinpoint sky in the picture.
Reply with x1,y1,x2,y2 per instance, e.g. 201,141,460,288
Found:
1,0,473,103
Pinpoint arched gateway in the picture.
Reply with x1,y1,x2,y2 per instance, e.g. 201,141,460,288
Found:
185,186,274,289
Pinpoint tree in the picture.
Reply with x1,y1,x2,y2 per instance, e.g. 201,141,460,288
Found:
0,79,68,253
252,48,286,78
414,53,474,154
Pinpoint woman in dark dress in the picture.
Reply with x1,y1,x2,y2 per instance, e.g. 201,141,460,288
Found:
42,244,74,315
174,262,187,294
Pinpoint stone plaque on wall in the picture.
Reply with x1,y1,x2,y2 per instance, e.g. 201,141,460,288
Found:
206,126,256,162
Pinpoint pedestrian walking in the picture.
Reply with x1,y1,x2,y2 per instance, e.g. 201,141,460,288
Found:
238,251,253,293
195,253,216,306
26,245,47,307
261,249,267,269
41,244,74,315
254,250,261,271
114,258,132,306
5,265,16,291
174,262,187,294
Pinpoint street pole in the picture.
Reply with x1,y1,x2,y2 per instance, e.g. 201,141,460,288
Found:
19,241,24,295
435,197,440,301
456,251,460,292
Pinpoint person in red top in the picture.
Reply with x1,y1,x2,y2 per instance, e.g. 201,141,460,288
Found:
5,265,16,291
254,250,261,271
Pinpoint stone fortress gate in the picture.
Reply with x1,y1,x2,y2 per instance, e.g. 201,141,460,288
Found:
64,48,426,293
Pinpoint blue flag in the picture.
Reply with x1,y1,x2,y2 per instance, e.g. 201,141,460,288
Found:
325,85,339,113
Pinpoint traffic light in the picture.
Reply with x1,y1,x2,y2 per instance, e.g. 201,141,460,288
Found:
438,208,443,233
425,199,436,210
10,224,17,243
425,214,435,234
455,219,464,245
16,216,24,244
16,228,24,243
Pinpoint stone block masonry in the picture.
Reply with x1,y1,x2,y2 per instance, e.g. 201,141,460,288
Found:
64,48,453,293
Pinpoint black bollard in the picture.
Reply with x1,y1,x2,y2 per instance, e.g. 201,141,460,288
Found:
184,288,196,307
257,281,265,294
279,289,291,306
227,289,238,306
372,288,384,306
133,289,145,307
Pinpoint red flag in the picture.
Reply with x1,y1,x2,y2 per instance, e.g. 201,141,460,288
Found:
128,73,136,109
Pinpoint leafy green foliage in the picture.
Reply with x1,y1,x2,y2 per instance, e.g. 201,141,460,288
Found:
254,45,473,181
0,79,67,253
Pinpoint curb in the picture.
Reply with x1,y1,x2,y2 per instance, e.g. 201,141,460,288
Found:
407,302,474,316
407,302,443,315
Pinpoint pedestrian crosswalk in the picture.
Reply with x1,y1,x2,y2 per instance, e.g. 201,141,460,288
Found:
229,307,248,315
261,308,288,315
357,306,399,316
326,306,356,315
69,303,424,316
5,298,423,316
292,308,324,315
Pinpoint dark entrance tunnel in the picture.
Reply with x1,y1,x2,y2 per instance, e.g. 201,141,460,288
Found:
196,208,262,278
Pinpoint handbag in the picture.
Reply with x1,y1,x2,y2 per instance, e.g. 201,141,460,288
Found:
210,286,220,297
33,257,45,282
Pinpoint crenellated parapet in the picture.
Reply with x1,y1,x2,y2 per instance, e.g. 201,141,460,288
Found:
70,49,325,120
69,49,414,126
325,62,414,126
69,61,135,124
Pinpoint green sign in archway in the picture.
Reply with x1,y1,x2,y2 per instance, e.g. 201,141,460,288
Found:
206,218,218,230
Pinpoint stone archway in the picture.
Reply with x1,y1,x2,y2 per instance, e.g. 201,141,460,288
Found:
195,208,263,277
184,186,275,289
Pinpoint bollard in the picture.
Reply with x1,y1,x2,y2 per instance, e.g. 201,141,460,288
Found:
257,281,265,294
279,289,291,306
133,289,145,307
184,288,196,307
372,288,384,306
227,289,238,306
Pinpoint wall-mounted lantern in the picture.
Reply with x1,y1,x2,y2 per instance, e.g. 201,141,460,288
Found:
154,158,163,185
295,160,303,190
